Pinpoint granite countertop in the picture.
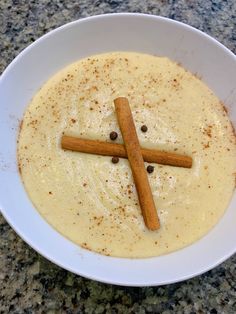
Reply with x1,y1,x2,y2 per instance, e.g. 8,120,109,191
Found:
1,1,236,313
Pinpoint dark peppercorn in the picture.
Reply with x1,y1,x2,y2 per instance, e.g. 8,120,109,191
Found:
111,157,119,164
141,125,148,132
147,165,154,173
110,131,118,140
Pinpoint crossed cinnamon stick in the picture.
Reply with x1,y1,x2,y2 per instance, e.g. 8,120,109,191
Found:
114,97,160,230
61,97,192,230
61,137,192,168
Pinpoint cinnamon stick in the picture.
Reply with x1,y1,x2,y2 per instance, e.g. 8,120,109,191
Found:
114,97,160,230
61,136,192,168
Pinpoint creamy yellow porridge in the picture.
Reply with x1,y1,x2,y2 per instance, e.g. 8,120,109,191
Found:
18,52,236,258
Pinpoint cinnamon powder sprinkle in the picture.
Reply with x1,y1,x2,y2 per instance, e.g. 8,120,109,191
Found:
17,51,236,258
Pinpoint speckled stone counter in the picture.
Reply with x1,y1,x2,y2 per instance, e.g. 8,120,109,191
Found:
1,1,236,313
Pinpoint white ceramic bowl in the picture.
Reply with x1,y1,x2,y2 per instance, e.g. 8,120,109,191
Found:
1,13,236,287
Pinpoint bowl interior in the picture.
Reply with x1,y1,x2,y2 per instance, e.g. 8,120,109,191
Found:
0,13,236,286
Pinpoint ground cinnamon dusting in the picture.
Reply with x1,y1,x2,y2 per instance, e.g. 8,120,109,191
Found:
18,163,22,175
17,51,236,258
19,120,23,132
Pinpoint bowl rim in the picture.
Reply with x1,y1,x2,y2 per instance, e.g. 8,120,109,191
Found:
1,12,236,287
2,12,236,80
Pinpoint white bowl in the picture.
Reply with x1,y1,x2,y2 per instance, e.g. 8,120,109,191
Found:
0,13,236,287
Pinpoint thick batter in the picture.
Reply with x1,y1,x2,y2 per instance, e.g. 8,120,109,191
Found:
18,52,236,257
